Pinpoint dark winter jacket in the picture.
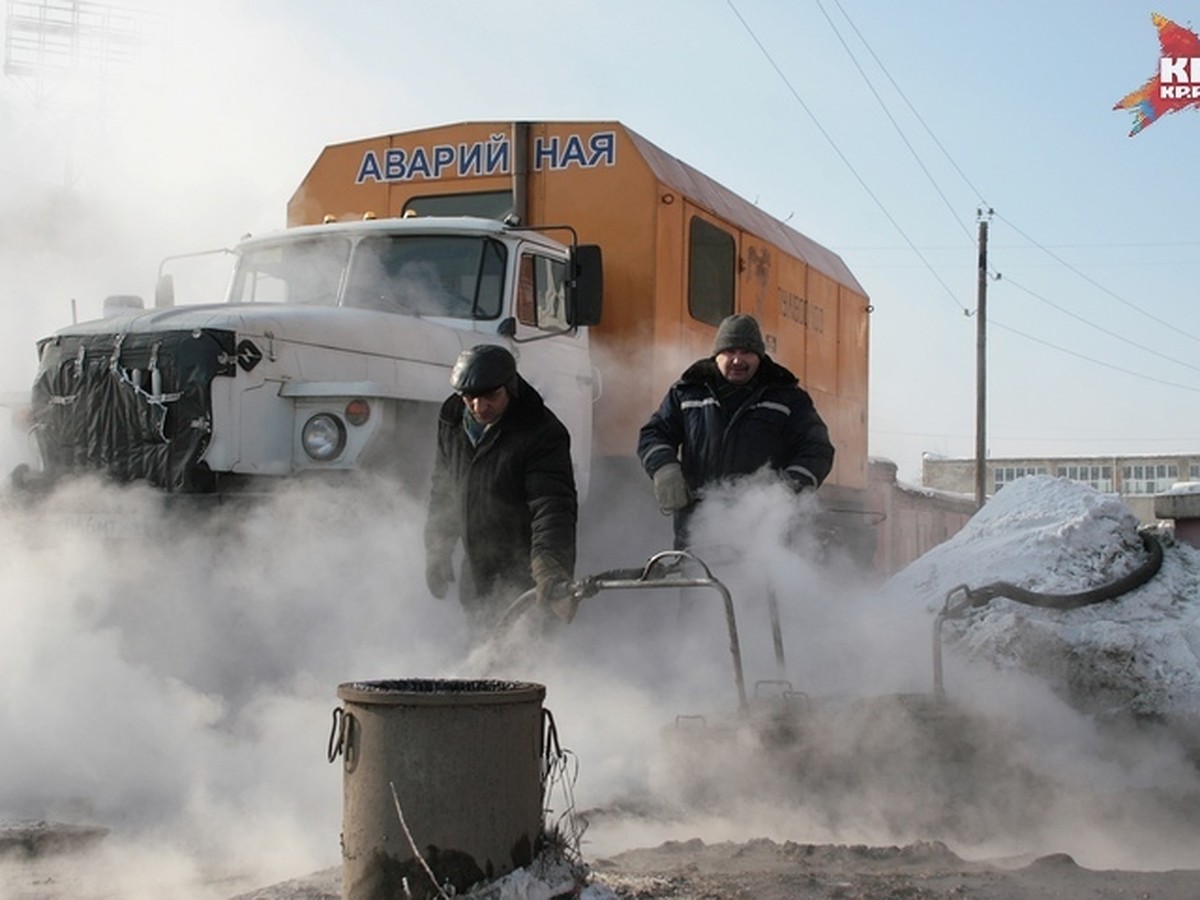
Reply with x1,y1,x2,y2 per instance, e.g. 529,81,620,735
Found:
637,355,834,545
425,375,577,618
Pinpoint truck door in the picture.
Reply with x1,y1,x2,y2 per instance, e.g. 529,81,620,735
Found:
509,247,594,500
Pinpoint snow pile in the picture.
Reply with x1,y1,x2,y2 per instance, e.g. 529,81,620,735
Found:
886,475,1200,733
460,850,617,900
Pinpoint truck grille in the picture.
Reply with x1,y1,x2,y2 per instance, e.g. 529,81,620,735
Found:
31,328,237,491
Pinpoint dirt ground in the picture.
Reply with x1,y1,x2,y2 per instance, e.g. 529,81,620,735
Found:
4,825,1200,899
227,839,1200,900
586,838,1200,899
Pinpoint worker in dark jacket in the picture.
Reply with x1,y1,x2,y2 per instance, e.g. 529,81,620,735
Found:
425,344,577,634
637,313,834,549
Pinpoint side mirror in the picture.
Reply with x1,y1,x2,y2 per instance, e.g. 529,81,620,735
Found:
155,274,175,308
569,244,603,327
497,316,517,337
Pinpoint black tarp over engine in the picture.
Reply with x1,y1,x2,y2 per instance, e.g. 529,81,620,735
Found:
31,329,236,492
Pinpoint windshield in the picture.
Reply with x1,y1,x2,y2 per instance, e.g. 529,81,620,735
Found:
343,234,506,319
230,233,506,320
230,236,351,305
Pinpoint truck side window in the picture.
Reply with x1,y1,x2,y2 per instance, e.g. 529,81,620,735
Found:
536,256,568,330
516,254,568,331
687,217,736,326
517,256,537,325
476,239,506,319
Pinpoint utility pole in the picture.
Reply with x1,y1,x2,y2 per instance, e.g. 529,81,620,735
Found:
974,208,993,509
4,0,165,189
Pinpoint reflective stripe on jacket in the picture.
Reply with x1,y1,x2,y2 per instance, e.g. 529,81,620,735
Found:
637,356,834,492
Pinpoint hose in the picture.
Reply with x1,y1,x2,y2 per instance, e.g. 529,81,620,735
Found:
947,529,1163,613
932,529,1165,699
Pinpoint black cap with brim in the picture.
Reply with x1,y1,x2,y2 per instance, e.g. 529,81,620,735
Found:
451,344,517,394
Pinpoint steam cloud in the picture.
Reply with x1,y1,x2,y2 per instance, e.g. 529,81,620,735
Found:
3,431,1200,896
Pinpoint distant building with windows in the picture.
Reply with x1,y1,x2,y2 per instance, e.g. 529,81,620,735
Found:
921,453,1200,523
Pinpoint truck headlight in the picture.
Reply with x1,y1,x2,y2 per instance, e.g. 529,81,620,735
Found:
301,413,347,461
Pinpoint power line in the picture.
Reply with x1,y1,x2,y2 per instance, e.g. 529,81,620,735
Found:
989,318,1200,394
811,0,1007,289
730,1,1197,395
872,427,1200,443
837,241,1200,251
808,5,1200,383
1009,240,1200,249
812,0,975,246
1000,275,1200,377
724,0,969,314
995,212,1200,345
812,1,1199,363
826,0,990,210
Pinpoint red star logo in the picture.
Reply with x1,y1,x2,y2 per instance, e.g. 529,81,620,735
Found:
1114,13,1200,135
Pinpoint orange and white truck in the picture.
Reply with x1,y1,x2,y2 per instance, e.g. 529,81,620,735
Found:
20,121,870,526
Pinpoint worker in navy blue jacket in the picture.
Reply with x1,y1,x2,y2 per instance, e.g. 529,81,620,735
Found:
637,314,835,549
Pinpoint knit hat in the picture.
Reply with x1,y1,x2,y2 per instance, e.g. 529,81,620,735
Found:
711,314,765,356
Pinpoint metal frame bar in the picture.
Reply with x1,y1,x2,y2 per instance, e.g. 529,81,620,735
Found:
580,551,747,714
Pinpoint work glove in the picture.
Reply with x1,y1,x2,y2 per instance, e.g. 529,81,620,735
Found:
425,555,455,599
784,469,818,494
532,555,577,624
652,462,692,514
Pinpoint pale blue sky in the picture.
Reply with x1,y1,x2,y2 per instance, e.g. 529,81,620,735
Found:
2,0,1197,481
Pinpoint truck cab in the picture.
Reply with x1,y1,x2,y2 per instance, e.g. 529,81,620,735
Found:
23,215,602,497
